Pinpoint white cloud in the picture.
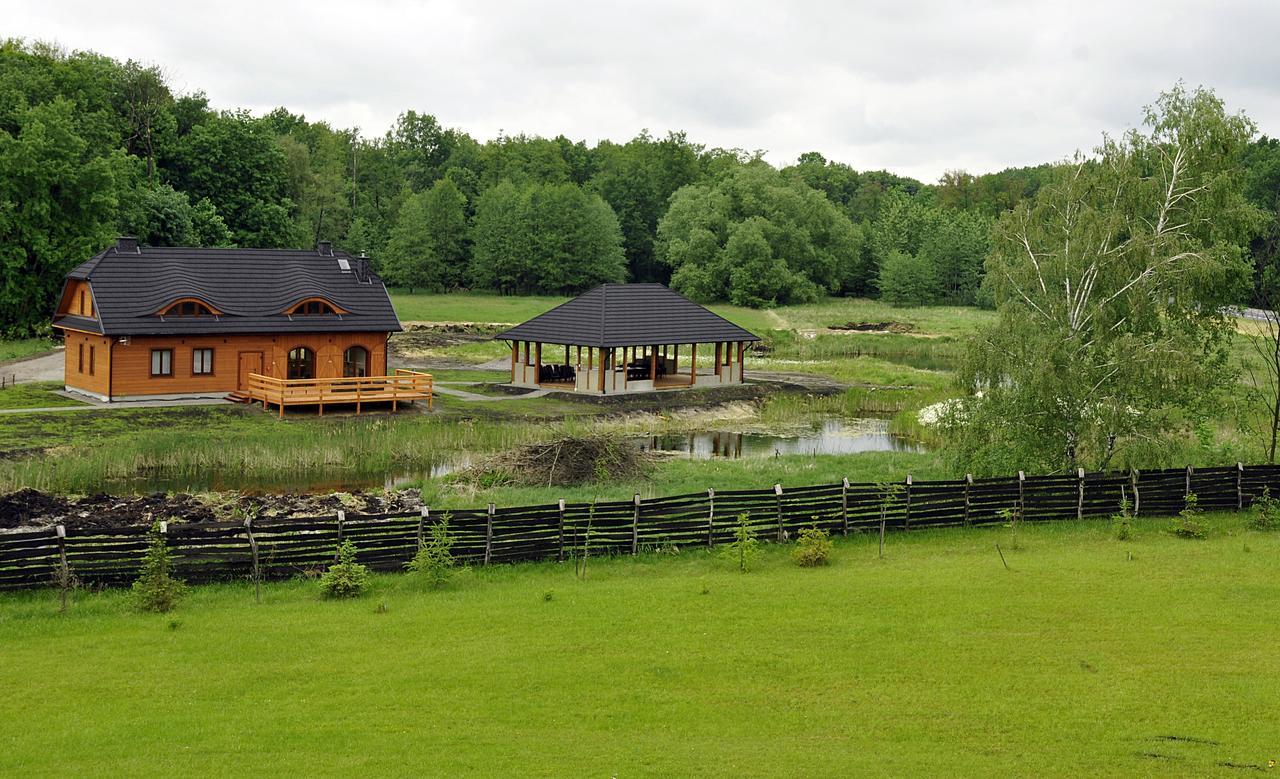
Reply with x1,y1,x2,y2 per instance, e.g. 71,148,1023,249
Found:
9,0,1279,181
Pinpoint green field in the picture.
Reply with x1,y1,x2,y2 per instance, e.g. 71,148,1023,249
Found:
2,515,1277,776
0,337,57,363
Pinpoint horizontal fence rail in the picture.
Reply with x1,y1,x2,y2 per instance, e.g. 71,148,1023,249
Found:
2,463,1277,591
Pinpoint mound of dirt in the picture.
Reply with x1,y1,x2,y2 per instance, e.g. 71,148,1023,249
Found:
0,488,68,528
461,436,656,487
830,321,916,334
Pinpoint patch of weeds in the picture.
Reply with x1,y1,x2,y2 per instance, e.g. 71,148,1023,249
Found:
1248,487,1280,531
1169,493,1207,540
721,513,761,573
407,515,455,588
319,541,370,598
1111,495,1133,541
792,524,833,567
131,520,186,613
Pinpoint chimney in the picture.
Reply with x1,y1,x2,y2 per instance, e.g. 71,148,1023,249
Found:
316,240,333,256
116,236,139,254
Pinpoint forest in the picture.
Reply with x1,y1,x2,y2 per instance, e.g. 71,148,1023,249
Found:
2,38,1279,336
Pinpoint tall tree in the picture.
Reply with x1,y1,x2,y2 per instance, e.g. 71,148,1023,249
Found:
951,85,1263,474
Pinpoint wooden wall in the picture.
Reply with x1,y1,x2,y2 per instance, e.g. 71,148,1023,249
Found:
62,330,112,397
56,281,96,318
106,332,389,397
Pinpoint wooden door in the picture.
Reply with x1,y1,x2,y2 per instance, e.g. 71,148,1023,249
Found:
237,351,263,391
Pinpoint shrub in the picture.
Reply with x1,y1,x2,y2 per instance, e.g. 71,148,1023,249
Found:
407,517,455,588
876,250,940,307
1169,493,1207,540
721,513,761,573
1111,496,1133,541
792,525,833,567
320,541,370,598
131,520,186,613
1249,487,1280,531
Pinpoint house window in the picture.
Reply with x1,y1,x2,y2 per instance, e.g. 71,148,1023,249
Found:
343,346,369,377
192,348,214,375
89,345,95,376
78,290,86,315
151,349,173,377
160,300,215,317
287,299,339,316
78,343,84,373
287,347,315,379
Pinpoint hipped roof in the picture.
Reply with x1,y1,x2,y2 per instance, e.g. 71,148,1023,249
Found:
494,283,759,348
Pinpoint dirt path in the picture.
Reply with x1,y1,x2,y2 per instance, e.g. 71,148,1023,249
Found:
0,350,62,382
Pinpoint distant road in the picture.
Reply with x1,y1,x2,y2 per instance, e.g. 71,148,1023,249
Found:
1229,306,1275,322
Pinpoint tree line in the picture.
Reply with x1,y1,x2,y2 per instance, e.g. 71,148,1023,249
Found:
2,39,1278,337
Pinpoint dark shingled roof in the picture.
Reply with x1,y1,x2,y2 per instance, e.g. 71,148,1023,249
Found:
53,243,401,336
494,283,759,348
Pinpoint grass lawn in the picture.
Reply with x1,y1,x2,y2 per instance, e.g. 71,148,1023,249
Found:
0,337,58,363
2,515,1277,776
0,380,86,410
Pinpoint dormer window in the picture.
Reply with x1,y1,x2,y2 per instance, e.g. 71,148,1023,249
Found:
158,299,218,317
286,298,343,316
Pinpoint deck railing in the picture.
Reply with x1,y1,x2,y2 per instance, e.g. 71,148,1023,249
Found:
245,369,432,416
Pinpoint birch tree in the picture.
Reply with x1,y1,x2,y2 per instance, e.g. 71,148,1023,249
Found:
951,85,1263,474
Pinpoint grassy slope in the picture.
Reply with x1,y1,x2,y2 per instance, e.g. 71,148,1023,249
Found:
0,380,86,410
0,338,57,363
2,515,1277,776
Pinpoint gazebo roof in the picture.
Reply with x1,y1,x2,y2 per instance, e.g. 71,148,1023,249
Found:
494,283,760,348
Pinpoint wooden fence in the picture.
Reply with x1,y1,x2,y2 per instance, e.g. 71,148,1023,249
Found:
2,463,1278,591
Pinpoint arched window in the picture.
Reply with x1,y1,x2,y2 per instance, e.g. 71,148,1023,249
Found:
159,299,216,317
343,345,369,377
287,347,315,380
286,298,342,316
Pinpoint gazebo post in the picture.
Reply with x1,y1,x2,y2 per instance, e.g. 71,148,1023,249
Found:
535,342,542,385
690,343,697,386
738,341,745,382
510,341,517,383
598,348,606,394
714,342,722,379
650,347,657,382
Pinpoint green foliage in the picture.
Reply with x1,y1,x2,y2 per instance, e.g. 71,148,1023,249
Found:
791,525,833,567
406,517,456,588
1111,496,1134,540
876,250,939,307
658,164,861,306
1248,486,1280,531
721,513,761,572
469,180,625,294
1170,493,1208,539
951,85,1264,475
320,541,370,598
384,178,468,292
131,520,186,612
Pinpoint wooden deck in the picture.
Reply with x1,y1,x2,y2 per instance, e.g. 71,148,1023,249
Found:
244,369,433,417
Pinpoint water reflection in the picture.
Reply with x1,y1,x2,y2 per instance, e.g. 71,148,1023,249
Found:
633,418,923,459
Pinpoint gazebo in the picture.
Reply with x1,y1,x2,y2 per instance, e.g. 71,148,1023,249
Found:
495,283,760,394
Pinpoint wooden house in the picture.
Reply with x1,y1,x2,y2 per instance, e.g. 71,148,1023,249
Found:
51,238,426,413
495,283,760,394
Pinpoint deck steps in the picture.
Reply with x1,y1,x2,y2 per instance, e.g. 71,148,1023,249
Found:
223,391,252,404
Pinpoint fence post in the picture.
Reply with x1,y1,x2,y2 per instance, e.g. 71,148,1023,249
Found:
840,477,849,536
1130,468,1141,516
417,506,429,550
1016,471,1025,518
243,517,260,604
774,483,785,542
631,494,641,555
1185,465,1193,500
557,499,566,562
55,525,70,612
335,510,345,560
1237,462,1245,510
484,503,494,565
904,475,912,530
1076,468,1085,520
963,474,973,527
706,488,715,548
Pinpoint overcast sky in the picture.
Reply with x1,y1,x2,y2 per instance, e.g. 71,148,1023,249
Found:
10,0,1279,182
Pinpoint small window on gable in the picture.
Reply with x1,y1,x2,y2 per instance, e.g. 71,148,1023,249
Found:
160,299,215,317
287,298,340,316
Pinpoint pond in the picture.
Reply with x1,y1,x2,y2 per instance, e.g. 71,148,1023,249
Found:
631,418,924,460
88,418,922,495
